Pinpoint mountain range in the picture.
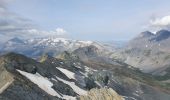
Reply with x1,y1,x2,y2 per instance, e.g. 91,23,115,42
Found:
0,37,115,58
111,29,170,82
0,29,170,100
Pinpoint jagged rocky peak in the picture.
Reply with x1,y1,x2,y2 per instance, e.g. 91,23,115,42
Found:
1,52,37,74
57,45,100,61
2,52,33,63
7,37,24,43
73,45,99,56
2,52,29,63
156,29,170,35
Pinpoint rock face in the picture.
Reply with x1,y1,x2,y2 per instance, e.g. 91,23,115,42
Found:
0,66,14,94
56,47,170,100
0,47,170,100
0,53,58,100
112,29,170,73
138,31,154,38
79,88,124,100
150,30,170,42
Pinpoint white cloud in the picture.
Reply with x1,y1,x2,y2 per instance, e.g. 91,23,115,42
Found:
0,0,34,38
55,28,67,35
149,15,170,30
24,28,67,37
0,1,67,43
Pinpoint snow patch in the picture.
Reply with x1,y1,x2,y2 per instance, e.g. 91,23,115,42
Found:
122,96,137,100
55,76,87,95
60,62,64,64
56,67,76,80
84,66,90,72
78,41,93,45
133,93,139,97
17,70,61,97
73,63,81,69
62,95,76,100
95,81,102,87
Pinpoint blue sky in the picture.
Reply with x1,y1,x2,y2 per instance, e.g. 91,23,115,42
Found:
1,0,170,41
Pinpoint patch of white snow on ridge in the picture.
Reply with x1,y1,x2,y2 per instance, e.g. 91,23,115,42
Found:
62,95,76,100
79,41,93,45
17,70,61,97
73,63,81,69
53,38,69,45
55,76,87,95
56,67,76,80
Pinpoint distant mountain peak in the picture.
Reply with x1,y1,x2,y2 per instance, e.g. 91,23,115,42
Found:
156,29,170,34
151,29,170,42
139,31,154,38
133,30,170,42
155,29,170,36
73,45,99,56
1,37,114,58
8,37,24,43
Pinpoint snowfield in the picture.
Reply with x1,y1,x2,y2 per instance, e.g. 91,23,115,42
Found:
17,69,78,100
17,70,61,97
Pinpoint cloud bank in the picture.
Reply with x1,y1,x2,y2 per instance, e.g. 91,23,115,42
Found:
150,15,170,30
25,28,67,38
0,0,67,43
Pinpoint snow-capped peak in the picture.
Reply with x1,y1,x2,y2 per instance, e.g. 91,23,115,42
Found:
2,37,111,57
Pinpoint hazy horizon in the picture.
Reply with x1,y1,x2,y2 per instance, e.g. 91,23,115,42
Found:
1,0,170,42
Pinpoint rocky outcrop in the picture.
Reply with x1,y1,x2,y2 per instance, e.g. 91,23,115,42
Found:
79,88,124,100
0,53,59,100
1,52,170,100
